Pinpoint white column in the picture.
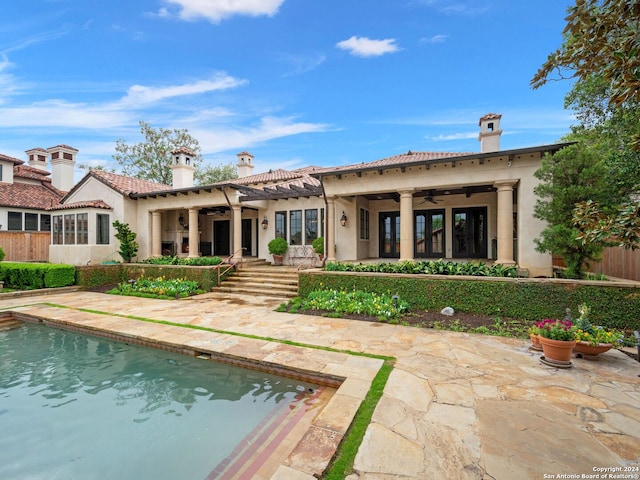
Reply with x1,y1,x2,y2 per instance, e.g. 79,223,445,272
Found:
151,211,162,257
232,204,243,261
188,208,199,258
399,189,415,261
494,180,517,265
326,197,336,261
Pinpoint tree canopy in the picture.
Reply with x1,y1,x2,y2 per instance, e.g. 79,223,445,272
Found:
531,0,640,107
113,121,238,186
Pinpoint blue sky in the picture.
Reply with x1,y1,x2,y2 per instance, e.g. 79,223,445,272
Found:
1,0,576,181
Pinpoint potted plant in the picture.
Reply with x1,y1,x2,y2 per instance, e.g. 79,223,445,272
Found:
312,236,325,260
268,237,288,266
536,318,576,366
573,304,624,358
527,324,542,351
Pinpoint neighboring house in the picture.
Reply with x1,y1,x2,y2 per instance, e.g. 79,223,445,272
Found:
48,114,570,277
0,146,75,233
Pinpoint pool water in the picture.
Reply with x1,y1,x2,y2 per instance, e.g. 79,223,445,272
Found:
0,321,320,480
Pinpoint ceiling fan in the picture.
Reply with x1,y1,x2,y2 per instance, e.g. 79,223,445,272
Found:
420,191,441,204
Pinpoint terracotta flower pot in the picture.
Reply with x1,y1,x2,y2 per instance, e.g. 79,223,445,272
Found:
539,337,576,366
272,254,284,266
530,333,542,351
573,341,612,357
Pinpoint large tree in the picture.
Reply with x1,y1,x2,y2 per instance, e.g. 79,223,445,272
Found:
195,162,238,185
113,121,203,185
531,0,640,108
532,0,640,256
113,121,238,186
533,140,611,278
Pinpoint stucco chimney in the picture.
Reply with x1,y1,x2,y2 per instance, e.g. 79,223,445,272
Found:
478,113,503,153
47,144,77,191
25,147,49,171
237,151,254,178
171,147,195,189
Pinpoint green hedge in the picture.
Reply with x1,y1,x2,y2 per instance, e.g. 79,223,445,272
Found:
299,272,640,331
75,264,234,292
0,262,76,289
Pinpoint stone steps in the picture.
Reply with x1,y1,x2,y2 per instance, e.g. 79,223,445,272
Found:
217,263,300,299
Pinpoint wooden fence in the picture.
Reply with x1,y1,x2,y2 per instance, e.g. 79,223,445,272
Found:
586,247,640,282
0,232,50,262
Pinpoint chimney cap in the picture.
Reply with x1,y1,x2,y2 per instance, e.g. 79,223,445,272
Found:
171,146,196,156
479,113,502,126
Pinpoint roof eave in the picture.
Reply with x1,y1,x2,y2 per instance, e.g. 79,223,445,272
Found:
310,142,574,179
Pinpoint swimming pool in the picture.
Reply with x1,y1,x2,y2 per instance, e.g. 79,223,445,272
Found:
0,320,325,480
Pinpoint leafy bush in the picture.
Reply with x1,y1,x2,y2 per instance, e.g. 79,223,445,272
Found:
113,220,138,263
268,237,289,255
109,275,201,299
0,262,75,289
312,237,325,255
324,260,518,277
76,264,232,291
300,288,409,321
0,246,5,262
299,271,640,331
140,256,223,266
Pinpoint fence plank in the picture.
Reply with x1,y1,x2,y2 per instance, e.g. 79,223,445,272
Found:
0,232,50,262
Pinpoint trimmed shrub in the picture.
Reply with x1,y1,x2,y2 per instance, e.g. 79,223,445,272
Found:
0,262,75,289
299,271,640,331
0,246,5,262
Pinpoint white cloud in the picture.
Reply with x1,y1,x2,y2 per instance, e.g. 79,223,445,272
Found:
116,74,247,107
427,132,478,141
195,116,330,153
277,52,326,76
336,36,400,57
0,100,133,128
160,0,285,23
421,34,448,44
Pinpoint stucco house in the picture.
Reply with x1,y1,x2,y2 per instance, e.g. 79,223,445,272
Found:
48,114,569,277
0,145,75,233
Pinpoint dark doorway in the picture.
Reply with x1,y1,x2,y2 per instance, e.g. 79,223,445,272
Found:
242,218,252,256
379,211,400,258
415,209,445,258
452,207,487,258
213,220,230,256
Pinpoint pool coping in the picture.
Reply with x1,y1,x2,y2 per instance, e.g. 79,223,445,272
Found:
1,306,385,479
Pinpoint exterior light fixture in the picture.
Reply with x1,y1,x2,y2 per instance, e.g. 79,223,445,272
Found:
178,213,188,229
261,216,269,229
340,211,348,227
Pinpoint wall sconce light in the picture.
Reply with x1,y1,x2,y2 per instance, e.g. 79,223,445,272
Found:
261,216,269,229
340,211,348,227
178,213,188,229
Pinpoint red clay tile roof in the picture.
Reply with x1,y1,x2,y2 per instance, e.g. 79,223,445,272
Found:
14,165,52,181
63,170,173,200
0,153,24,165
316,151,475,175
47,199,112,211
171,147,196,155
230,168,306,185
0,182,64,209
48,144,79,152
479,113,502,125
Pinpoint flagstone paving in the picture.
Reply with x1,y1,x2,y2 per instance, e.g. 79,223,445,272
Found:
2,290,639,479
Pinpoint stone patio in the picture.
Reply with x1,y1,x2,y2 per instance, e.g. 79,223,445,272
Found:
1,289,639,479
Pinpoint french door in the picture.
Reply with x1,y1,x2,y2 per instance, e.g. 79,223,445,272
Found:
415,210,445,258
379,212,400,258
452,207,487,258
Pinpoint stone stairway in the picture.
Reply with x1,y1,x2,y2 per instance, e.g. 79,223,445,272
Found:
216,259,300,299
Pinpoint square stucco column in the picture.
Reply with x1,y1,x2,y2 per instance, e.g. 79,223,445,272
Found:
494,180,518,265
188,208,199,258
151,211,162,257
399,189,415,261
326,197,337,262
232,205,243,261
